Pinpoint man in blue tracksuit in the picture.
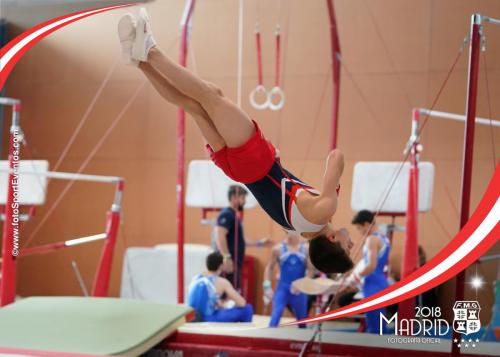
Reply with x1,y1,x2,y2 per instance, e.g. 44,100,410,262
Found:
350,210,391,334
263,231,314,327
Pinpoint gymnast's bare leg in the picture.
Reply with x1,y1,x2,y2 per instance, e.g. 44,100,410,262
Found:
127,9,255,149
139,62,225,152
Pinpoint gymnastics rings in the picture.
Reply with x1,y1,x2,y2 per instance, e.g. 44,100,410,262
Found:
268,86,285,111
250,23,286,111
249,85,270,110
249,85,286,111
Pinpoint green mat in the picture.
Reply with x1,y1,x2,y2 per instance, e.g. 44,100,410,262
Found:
0,297,192,356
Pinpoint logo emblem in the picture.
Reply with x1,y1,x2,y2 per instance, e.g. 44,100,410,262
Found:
453,301,481,335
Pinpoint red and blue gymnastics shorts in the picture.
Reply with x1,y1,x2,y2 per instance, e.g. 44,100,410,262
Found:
206,120,276,184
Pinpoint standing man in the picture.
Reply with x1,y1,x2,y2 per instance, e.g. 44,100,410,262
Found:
263,231,315,327
349,210,391,334
215,185,267,289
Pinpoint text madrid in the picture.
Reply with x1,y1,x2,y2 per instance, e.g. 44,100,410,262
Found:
380,313,450,336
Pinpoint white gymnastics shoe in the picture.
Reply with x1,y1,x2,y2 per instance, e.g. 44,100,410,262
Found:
117,13,138,66
132,8,157,62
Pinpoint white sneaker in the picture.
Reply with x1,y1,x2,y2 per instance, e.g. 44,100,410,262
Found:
117,13,138,66
132,8,157,62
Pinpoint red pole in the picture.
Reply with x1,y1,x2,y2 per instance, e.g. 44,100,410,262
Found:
452,14,482,356
326,0,341,150
399,108,420,323
0,103,21,307
177,0,196,304
91,180,123,297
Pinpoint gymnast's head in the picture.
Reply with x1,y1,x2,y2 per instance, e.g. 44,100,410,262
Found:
309,227,354,274
206,251,224,274
227,185,248,211
351,209,375,236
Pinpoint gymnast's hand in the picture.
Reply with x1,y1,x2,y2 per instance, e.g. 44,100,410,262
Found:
257,237,272,247
263,280,274,305
223,257,234,273
263,287,274,305
290,285,301,295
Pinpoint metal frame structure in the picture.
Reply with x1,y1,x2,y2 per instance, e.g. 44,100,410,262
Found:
176,0,196,304
326,0,341,151
397,13,500,355
397,109,422,322
0,97,124,306
454,14,496,356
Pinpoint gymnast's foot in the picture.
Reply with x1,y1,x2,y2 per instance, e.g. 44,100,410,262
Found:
132,8,157,62
117,13,138,66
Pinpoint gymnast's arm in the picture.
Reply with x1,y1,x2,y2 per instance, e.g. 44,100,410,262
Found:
357,236,378,277
220,278,246,307
305,245,316,278
309,150,344,223
215,226,230,257
264,245,280,283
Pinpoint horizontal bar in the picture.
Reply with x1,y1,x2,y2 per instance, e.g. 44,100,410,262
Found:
375,212,406,217
65,233,107,246
0,168,123,184
419,108,500,127
20,233,107,257
483,16,500,26
0,213,31,222
478,254,500,262
0,97,20,106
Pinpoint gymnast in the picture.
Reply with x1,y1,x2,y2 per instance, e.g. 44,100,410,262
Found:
263,231,314,328
187,251,253,323
348,210,391,333
118,9,354,274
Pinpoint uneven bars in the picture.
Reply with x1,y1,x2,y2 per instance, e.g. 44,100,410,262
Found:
0,98,20,106
0,169,123,184
479,254,500,262
20,233,107,257
418,108,500,127
482,15,500,26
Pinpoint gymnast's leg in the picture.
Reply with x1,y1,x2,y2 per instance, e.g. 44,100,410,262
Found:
139,61,225,152
205,304,254,323
289,292,308,329
134,10,255,148
269,287,288,327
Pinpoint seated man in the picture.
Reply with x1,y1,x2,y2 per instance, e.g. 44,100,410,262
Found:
263,231,314,327
117,9,353,275
348,210,391,334
187,252,253,323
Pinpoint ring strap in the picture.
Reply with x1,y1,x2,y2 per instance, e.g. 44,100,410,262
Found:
255,23,263,86
274,24,281,87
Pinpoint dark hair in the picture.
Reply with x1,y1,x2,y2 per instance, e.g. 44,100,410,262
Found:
227,185,248,201
206,252,224,271
352,209,375,225
309,235,354,274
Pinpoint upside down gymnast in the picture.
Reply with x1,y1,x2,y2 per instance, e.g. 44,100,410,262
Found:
118,8,354,274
